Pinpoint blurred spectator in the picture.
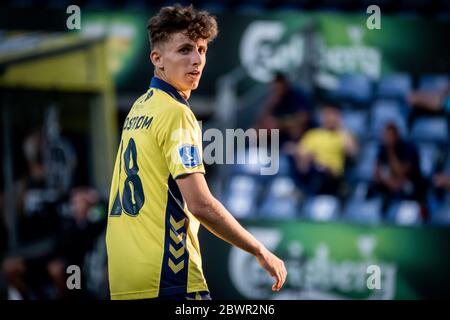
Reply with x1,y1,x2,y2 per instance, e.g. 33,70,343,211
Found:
15,128,60,243
433,173,450,190
289,103,358,195
1,187,105,300
431,168,450,204
407,85,450,130
255,72,314,147
370,123,427,217
46,187,106,299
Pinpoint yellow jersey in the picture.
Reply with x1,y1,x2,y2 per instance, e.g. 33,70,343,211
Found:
106,77,208,299
299,128,347,176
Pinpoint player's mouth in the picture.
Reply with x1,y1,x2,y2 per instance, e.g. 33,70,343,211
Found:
187,70,201,79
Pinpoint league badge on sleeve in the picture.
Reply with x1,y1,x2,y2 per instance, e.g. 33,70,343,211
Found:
178,144,201,168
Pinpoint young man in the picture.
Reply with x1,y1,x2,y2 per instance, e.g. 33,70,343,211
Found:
106,5,286,300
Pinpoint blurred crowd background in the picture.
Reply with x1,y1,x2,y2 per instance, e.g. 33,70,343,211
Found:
0,0,450,300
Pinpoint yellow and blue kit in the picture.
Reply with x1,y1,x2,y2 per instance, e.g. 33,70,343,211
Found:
106,77,208,300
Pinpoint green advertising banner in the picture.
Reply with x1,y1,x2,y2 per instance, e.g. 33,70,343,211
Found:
75,11,450,94
200,219,450,299
3,9,448,94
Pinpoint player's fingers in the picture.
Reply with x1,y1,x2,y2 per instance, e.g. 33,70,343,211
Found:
278,269,285,290
272,272,282,291
278,263,287,289
282,262,287,280
276,268,285,290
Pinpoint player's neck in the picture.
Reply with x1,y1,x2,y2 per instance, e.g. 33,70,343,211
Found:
154,71,191,100
179,90,191,100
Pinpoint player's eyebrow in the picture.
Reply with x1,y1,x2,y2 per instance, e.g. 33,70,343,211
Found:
177,42,195,50
177,42,208,51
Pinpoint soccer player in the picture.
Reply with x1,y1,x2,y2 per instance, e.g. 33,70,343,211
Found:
106,5,287,300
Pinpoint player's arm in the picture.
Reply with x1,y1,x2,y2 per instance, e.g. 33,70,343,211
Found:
176,173,287,292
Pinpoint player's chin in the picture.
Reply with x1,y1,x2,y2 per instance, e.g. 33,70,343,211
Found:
185,79,200,90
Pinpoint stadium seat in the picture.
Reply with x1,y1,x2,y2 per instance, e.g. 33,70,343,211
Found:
386,200,423,226
444,150,450,172
430,196,450,225
376,73,412,100
370,99,408,138
259,176,301,219
276,153,294,176
418,75,450,91
223,174,260,218
417,143,440,178
411,117,448,144
353,141,378,182
342,109,368,139
302,195,340,221
332,73,373,105
231,147,274,178
343,197,383,225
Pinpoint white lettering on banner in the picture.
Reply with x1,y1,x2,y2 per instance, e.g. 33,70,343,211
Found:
240,21,304,82
239,21,381,81
229,229,397,299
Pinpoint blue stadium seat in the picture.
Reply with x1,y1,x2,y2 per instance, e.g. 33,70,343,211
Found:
370,99,408,138
223,174,260,218
411,117,449,143
444,150,450,172
386,200,423,225
276,154,294,176
230,147,274,178
376,73,412,100
353,141,378,181
431,196,450,225
417,143,440,178
302,195,340,221
342,110,368,139
343,197,383,225
259,176,301,219
333,74,373,104
418,75,450,91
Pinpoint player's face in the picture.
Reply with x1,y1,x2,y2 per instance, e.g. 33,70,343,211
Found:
152,32,207,95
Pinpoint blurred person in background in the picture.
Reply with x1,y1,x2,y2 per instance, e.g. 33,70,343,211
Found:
255,72,314,148
0,128,59,300
46,187,106,300
0,186,7,299
407,84,450,131
433,173,450,190
1,187,105,300
370,123,427,217
15,127,60,243
289,102,358,195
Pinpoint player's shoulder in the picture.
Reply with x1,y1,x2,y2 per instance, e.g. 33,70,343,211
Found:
152,88,196,120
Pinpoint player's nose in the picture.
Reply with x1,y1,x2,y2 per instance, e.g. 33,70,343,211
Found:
190,49,202,66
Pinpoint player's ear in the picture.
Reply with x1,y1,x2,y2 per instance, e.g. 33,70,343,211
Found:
150,49,164,70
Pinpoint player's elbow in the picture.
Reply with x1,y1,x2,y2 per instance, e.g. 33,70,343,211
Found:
186,195,217,219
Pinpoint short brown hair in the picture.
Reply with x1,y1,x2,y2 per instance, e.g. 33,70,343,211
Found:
147,4,218,48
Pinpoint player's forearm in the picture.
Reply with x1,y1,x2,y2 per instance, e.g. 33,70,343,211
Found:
192,198,265,257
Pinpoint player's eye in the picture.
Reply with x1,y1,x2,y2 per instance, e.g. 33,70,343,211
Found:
199,47,207,54
179,47,190,54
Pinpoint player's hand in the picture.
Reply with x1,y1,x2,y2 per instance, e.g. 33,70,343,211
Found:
255,247,287,292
